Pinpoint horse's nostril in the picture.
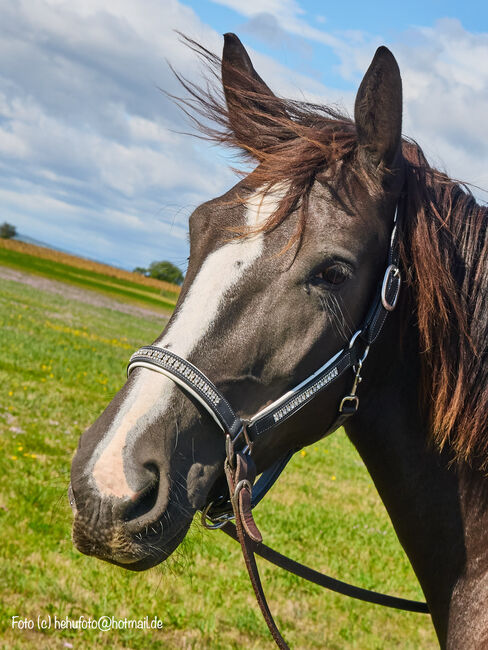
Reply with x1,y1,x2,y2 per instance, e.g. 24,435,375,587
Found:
123,464,160,522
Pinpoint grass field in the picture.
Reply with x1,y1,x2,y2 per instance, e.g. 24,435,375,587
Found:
0,239,180,314
0,274,438,649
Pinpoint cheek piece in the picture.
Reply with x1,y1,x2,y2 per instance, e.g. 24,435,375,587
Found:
126,207,427,649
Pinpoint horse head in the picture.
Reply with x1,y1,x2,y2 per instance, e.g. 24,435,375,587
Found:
69,34,404,571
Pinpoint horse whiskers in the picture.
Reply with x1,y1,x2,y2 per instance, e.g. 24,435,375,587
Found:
328,294,350,341
174,415,180,451
321,292,352,342
336,293,354,339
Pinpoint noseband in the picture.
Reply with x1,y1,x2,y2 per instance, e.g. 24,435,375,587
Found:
127,207,428,648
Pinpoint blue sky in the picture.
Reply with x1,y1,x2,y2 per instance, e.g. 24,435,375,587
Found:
0,1,487,271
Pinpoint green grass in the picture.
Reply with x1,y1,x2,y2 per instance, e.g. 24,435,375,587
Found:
0,277,438,649
0,246,178,313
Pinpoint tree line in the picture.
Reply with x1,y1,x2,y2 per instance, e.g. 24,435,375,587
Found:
0,221,184,286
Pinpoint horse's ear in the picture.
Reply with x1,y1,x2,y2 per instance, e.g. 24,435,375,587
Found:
354,46,402,171
222,33,286,149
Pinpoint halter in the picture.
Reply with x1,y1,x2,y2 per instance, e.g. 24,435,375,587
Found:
127,209,401,520
126,207,428,648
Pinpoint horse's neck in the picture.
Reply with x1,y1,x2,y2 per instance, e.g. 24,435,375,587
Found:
345,313,488,648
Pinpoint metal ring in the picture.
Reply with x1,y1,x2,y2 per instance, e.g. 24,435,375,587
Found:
349,329,369,364
201,501,234,529
358,345,370,364
348,329,363,349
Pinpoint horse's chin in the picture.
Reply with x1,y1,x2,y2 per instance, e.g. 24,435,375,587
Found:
109,518,193,571
71,510,193,572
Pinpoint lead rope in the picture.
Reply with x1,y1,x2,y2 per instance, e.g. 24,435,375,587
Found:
221,435,428,650
224,439,290,649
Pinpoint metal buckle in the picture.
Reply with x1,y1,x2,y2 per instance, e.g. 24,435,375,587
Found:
381,264,401,312
339,394,359,415
234,479,252,499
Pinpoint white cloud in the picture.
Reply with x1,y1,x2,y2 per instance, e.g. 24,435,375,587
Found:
0,0,363,271
210,0,304,21
0,0,234,268
392,19,488,191
211,0,343,51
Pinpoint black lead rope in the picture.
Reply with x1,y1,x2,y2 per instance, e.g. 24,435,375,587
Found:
220,521,429,614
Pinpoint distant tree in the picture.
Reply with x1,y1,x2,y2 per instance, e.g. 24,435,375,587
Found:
147,260,184,286
0,222,17,239
133,266,148,276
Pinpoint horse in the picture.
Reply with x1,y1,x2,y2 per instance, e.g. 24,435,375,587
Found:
69,33,488,648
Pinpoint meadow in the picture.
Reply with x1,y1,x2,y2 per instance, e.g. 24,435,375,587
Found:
0,239,180,313
0,273,438,649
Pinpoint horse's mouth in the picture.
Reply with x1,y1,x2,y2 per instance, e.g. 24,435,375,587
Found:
69,482,194,571
71,511,193,571
110,518,193,571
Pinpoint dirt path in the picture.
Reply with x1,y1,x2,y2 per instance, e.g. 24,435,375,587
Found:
0,266,170,321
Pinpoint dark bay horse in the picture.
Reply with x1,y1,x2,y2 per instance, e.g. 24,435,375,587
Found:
70,34,488,648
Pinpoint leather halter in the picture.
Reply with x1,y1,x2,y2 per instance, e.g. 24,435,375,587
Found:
126,207,428,648
127,209,401,520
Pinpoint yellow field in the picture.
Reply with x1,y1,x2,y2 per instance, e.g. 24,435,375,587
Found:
0,238,181,294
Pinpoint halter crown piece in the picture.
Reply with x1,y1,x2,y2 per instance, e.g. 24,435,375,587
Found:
127,207,428,649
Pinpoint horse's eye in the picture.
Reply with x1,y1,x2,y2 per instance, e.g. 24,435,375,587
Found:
316,264,349,286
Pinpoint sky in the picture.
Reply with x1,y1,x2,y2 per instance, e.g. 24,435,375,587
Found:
0,1,487,271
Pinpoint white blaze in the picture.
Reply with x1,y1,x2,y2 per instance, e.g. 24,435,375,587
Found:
91,190,281,498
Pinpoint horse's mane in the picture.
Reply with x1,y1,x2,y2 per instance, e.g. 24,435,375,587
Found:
401,144,488,468
174,38,488,468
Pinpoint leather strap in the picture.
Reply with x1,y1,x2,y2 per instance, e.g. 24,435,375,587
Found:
362,220,401,345
220,522,429,614
127,346,242,436
246,347,358,438
225,452,289,649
